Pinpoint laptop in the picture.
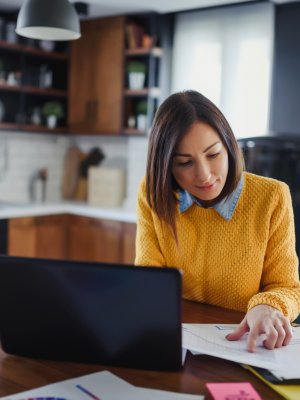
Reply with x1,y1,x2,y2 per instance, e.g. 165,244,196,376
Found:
0,255,182,370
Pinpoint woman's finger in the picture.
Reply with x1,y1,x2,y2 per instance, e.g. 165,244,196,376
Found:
282,317,293,346
226,317,248,341
263,325,279,350
246,326,260,353
273,322,286,348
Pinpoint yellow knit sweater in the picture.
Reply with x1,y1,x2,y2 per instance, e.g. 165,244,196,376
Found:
135,172,300,321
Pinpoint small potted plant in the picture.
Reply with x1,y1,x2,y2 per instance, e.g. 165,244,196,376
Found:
42,101,64,129
126,61,147,90
136,100,148,131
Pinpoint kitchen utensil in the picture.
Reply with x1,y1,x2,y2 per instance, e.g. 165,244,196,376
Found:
61,146,82,200
73,147,105,201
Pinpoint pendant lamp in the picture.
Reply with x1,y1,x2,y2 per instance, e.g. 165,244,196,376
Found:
16,0,81,41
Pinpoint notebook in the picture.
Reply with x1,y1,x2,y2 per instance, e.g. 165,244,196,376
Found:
244,365,300,400
0,255,182,370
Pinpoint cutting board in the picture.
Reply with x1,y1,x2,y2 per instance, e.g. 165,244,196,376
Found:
61,145,83,200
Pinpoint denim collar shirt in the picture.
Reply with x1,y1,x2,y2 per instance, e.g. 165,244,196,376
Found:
178,175,244,221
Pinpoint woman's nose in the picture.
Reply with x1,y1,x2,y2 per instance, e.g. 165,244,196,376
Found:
196,162,211,183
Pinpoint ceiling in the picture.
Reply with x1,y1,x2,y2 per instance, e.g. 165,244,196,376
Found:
0,0,299,18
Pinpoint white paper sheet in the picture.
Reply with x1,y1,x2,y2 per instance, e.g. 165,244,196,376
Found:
182,324,300,371
182,348,187,364
268,329,300,380
0,370,204,400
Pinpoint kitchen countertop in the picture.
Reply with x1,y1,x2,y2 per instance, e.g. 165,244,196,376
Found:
0,201,137,223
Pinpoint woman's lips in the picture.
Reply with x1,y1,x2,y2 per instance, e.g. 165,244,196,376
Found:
196,182,216,192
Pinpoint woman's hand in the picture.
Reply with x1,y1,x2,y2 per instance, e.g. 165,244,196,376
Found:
225,304,293,352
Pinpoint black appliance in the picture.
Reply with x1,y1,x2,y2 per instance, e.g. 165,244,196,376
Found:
238,136,300,261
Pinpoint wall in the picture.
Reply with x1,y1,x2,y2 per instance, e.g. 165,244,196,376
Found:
0,132,130,206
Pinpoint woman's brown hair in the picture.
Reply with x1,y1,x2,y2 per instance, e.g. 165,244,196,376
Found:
146,90,244,239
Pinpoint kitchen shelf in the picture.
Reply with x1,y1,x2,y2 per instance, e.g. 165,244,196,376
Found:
22,86,67,97
122,15,162,135
23,46,68,60
0,40,68,60
22,124,68,133
0,122,67,133
0,83,20,92
0,34,69,132
124,88,160,98
0,122,21,130
125,47,163,57
123,128,146,135
0,83,67,97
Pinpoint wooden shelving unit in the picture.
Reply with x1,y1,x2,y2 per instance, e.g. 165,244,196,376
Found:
124,88,160,98
22,86,67,97
22,124,68,133
0,40,68,60
122,14,163,136
0,36,69,133
0,122,68,133
125,47,163,57
0,83,67,97
23,47,69,60
0,122,21,130
123,127,145,135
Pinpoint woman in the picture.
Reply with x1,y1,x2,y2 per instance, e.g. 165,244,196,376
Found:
135,90,300,352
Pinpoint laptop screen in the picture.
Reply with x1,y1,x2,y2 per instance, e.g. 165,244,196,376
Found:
0,255,182,370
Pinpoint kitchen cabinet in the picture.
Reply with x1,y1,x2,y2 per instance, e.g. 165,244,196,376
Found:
8,215,136,264
35,215,68,259
0,39,69,133
68,216,123,263
68,17,125,134
8,217,36,257
122,222,137,264
8,215,68,259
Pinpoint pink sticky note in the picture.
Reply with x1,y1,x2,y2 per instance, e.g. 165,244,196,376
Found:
206,382,262,400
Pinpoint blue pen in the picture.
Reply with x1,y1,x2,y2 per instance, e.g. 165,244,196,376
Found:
75,384,101,400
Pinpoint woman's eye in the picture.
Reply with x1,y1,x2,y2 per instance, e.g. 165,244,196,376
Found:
207,153,220,159
177,160,192,167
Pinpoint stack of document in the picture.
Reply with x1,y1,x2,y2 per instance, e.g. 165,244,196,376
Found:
182,323,300,400
0,370,204,400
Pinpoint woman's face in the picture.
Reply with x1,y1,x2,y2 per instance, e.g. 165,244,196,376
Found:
172,121,229,202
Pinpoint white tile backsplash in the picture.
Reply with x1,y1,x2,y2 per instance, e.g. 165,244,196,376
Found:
0,132,137,207
123,136,148,211
0,132,69,203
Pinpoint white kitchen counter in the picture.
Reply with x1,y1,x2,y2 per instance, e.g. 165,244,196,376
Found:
0,202,137,223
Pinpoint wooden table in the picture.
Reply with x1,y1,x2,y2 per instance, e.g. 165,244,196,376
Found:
0,300,283,399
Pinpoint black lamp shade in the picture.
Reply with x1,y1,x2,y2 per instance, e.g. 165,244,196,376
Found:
16,0,81,41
